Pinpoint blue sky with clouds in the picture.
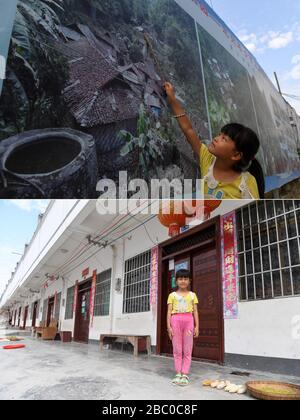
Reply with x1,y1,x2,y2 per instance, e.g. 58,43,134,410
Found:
0,200,50,296
210,0,300,114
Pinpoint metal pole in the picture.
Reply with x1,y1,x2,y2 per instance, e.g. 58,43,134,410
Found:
274,72,282,96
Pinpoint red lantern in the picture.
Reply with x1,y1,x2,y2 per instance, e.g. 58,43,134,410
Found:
204,200,222,219
184,199,222,221
158,201,187,237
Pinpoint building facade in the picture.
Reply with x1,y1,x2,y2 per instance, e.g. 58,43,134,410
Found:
1,199,300,376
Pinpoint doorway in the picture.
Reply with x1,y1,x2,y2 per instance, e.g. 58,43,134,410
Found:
32,301,38,327
74,279,92,343
157,217,224,364
47,297,55,326
18,307,21,327
22,306,29,330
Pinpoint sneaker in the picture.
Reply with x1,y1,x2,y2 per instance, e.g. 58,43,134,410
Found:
172,373,182,385
179,374,189,386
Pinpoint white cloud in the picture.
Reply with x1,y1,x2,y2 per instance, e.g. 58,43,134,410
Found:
238,32,259,52
292,54,300,65
290,63,300,80
267,31,293,49
245,43,257,53
239,33,258,44
238,27,297,54
283,54,300,81
8,200,50,213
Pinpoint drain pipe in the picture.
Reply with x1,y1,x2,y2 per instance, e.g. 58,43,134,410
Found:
60,277,66,330
109,239,125,334
109,244,117,334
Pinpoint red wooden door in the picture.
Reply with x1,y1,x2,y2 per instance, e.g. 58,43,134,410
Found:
192,246,224,363
74,288,91,343
159,246,224,363
47,298,55,326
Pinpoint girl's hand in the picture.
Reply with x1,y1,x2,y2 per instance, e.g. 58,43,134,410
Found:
194,327,199,338
168,327,174,340
164,82,176,103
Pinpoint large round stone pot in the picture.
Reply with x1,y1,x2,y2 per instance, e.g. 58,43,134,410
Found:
0,128,98,198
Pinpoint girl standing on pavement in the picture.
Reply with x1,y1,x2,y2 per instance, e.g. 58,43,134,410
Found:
167,269,199,386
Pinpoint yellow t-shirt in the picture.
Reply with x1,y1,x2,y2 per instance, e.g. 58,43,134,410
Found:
199,144,259,200
167,291,199,314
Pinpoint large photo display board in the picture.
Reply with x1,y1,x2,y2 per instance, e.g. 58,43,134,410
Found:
0,0,18,96
0,0,299,197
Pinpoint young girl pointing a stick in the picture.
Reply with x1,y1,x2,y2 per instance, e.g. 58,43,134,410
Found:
164,82,265,200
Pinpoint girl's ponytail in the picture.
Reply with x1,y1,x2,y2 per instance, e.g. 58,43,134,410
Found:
221,124,265,199
248,159,265,199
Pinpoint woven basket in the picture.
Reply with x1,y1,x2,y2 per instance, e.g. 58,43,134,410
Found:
247,381,300,401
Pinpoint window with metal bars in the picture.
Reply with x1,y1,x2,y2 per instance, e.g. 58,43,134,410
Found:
94,269,112,316
65,286,75,320
123,250,151,314
237,200,300,301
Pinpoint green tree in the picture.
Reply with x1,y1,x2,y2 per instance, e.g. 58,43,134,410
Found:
118,105,165,180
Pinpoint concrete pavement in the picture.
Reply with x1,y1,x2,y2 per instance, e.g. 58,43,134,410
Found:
0,329,299,400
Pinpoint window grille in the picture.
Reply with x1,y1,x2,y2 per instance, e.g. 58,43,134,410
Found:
237,200,300,301
65,286,75,319
94,269,112,316
54,293,61,321
123,250,151,314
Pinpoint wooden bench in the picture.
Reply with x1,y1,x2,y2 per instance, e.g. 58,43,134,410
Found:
33,321,46,338
100,334,151,357
36,320,58,340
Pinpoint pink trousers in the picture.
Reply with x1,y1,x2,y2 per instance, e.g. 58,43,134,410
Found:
171,313,194,375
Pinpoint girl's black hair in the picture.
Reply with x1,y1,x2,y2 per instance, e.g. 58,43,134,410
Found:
221,123,265,199
176,269,191,280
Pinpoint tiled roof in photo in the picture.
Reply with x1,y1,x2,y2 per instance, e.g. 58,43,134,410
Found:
57,25,165,128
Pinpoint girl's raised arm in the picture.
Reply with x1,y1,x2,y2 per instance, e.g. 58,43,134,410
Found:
164,82,202,158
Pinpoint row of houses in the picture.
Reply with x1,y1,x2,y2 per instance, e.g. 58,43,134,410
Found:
1,199,300,376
